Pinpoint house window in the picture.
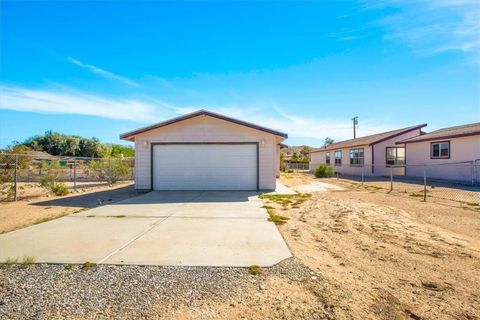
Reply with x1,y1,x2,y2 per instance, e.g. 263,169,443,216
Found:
334,151,342,166
325,152,330,165
386,147,405,166
431,141,450,159
349,148,364,166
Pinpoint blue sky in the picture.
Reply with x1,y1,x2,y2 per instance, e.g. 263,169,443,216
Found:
1,0,479,148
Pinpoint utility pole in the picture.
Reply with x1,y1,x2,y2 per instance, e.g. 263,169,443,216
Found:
352,116,359,139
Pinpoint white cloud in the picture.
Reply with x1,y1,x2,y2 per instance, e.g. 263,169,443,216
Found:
68,57,141,87
363,0,480,60
177,105,396,145
0,85,161,122
0,85,398,145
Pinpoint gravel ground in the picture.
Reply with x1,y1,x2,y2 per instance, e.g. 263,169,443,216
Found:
0,258,333,320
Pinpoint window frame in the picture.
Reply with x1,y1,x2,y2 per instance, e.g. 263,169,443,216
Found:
334,150,342,166
430,141,450,159
349,148,365,167
385,147,406,166
325,152,330,165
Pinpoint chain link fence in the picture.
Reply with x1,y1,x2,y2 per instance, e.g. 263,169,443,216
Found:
321,163,480,206
286,162,310,171
0,153,135,201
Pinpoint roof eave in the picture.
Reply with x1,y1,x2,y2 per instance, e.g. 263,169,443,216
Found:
396,131,480,144
310,143,370,153
119,110,288,141
368,124,427,146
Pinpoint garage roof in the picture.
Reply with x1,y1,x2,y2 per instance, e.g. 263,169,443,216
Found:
120,109,288,141
397,122,480,144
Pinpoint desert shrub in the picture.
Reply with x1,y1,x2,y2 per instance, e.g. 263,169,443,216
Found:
82,261,96,270
89,158,130,183
314,164,334,178
51,183,69,196
248,265,262,275
38,161,69,196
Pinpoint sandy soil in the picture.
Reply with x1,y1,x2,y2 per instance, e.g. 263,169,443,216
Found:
2,173,479,319
273,173,480,319
0,182,136,234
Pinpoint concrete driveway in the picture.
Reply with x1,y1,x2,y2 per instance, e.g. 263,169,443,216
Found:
0,191,291,267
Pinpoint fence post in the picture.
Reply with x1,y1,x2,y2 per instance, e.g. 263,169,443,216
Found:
361,167,364,186
389,166,393,192
73,158,77,192
474,161,478,185
472,160,475,186
108,158,112,184
423,168,427,202
13,155,18,201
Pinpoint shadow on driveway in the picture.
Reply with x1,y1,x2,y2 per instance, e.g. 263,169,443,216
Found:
32,185,137,208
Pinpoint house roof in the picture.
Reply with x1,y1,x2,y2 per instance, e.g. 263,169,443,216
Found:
310,124,427,153
120,109,288,141
397,122,480,144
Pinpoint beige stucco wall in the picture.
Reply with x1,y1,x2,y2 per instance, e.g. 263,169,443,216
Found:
372,128,422,176
405,135,480,182
132,115,282,190
310,146,371,176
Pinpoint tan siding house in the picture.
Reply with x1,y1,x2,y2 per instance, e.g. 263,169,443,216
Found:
398,123,480,183
310,124,426,176
120,110,287,191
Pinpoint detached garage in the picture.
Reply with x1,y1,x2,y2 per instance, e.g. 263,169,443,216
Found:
120,110,288,191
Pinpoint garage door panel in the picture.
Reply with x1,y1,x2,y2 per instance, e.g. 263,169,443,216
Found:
153,144,257,190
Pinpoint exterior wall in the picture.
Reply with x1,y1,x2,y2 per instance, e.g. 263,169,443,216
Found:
405,135,480,182
276,144,281,177
372,128,422,176
310,151,324,171
310,146,372,176
133,115,280,190
310,128,423,177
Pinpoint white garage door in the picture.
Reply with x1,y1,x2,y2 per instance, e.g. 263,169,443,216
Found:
152,144,257,190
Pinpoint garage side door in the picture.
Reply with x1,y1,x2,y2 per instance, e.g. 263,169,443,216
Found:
152,144,257,190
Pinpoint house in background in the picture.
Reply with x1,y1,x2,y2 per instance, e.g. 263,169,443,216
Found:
398,122,480,183
310,124,427,176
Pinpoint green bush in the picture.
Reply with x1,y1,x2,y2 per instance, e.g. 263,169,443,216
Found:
38,161,69,196
51,183,69,196
314,164,334,178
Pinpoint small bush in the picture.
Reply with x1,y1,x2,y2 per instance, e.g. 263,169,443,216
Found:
82,261,96,270
64,263,75,270
21,256,35,265
248,265,262,275
51,183,69,196
314,164,334,178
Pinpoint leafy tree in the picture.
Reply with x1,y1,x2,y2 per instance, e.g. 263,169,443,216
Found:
323,137,335,148
110,144,135,157
299,145,312,161
62,137,81,156
17,131,134,158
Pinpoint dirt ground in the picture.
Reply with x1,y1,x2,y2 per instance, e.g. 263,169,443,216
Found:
273,172,480,320
0,182,136,234
2,173,479,319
